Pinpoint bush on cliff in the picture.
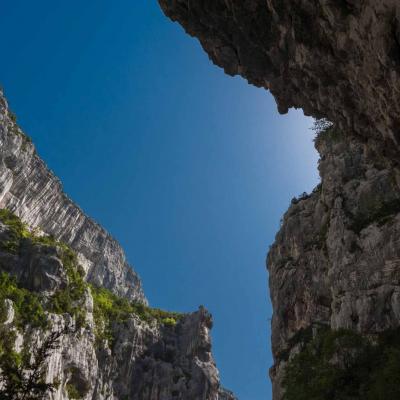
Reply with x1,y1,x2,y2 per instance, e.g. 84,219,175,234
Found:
91,285,182,345
282,326,400,400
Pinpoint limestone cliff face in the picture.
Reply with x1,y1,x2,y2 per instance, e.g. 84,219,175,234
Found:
0,218,232,399
0,91,145,303
268,130,400,398
0,91,235,400
157,1,400,399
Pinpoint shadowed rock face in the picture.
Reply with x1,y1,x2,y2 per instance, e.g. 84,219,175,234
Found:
159,1,400,143
268,131,400,398
157,1,400,399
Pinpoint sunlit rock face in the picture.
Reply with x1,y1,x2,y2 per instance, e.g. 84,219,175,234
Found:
157,1,400,399
0,90,145,303
0,218,233,399
0,90,236,400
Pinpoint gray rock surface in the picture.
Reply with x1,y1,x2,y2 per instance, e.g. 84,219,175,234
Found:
0,91,145,303
156,1,400,399
0,90,236,399
158,1,400,144
268,129,400,398
0,221,234,399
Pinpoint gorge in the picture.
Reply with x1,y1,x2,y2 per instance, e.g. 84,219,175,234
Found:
157,1,400,399
2,0,400,399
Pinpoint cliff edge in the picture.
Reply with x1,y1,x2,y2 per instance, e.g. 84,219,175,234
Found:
0,90,145,303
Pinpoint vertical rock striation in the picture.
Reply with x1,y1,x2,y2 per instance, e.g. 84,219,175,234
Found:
0,91,145,303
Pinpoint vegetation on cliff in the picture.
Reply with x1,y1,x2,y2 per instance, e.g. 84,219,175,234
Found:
0,273,48,330
282,326,400,400
0,207,184,339
0,209,187,397
91,285,183,344
0,208,88,327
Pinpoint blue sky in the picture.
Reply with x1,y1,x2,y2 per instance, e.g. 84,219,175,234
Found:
0,1,319,399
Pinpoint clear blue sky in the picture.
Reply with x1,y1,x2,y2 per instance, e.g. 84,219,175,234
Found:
0,2,319,399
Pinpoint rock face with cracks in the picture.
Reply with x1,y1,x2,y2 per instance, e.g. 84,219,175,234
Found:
0,91,145,303
158,0,400,142
157,1,400,399
0,90,236,399
268,129,400,398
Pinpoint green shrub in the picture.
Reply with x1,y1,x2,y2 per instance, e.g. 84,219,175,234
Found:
282,327,400,400
0,326,63,399
66,383,81,399
0,209,87,326
8,110,17,123
0,209,183,346
90,285,183,345
350,199,400,234
162,317,177,326
48,248,87,328
0,209,30,253
0,209,68,254
66,380,87,400
0,273,48,330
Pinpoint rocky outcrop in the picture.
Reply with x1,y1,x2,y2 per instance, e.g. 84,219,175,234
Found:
0,89,236,399
0,217,234,399
268,128,400,398
0,91,145,303
158,1,400,143
157,1,400,399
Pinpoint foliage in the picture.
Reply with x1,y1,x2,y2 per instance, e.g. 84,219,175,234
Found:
48,248,87,328
66,383,82,399
0,273,48,330
0,209,87,326
0,209,183,365
65,367,89,399
162,317,177,327
8,110,17,123
350,198,400,234
0,209,66,253
0,209,30,253
91,285,182,345
282,326,400,400
0,327,63,399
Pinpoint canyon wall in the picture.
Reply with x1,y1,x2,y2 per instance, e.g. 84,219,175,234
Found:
0,91,145,303
0,89,235,399
157,1,400,399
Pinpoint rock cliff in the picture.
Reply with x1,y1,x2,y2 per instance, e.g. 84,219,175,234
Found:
157,1,400,399
0,91,145,303
268,127,400,398
158,1,400,144
0,90,235,399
